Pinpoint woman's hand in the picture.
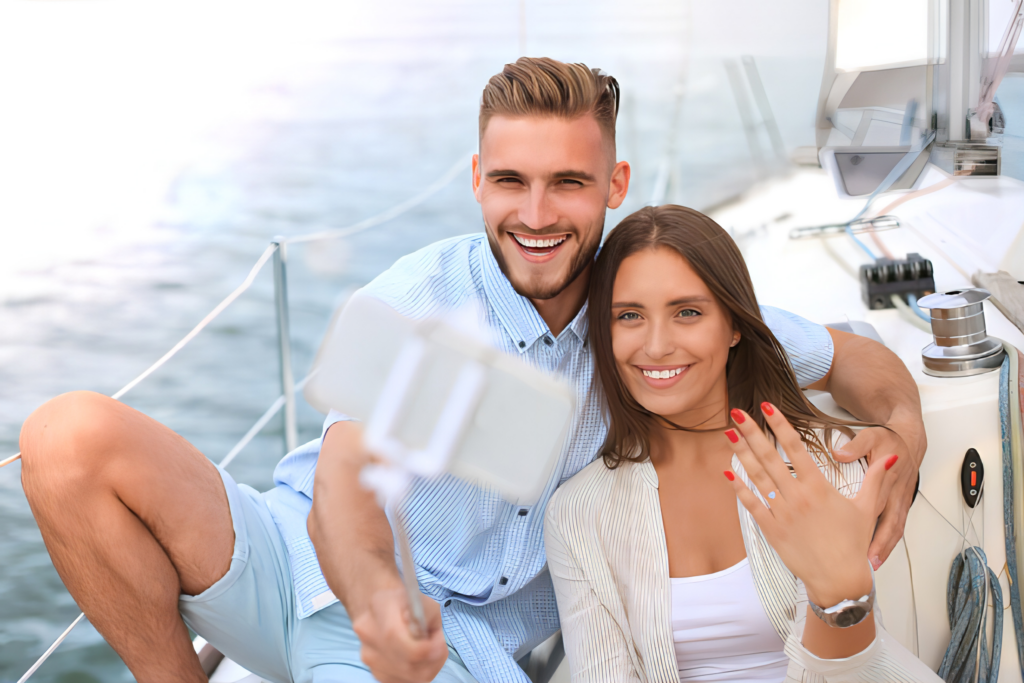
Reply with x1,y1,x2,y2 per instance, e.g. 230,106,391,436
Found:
723,403,897,608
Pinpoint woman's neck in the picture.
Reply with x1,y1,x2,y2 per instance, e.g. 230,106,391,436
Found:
648,383,732,466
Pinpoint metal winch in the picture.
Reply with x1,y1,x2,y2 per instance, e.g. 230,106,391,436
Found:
919,288,1005,377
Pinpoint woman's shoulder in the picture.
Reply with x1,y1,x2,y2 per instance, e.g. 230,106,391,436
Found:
547,457,639,528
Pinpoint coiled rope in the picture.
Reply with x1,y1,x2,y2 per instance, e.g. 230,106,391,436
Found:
6,152,471,681
938,546,1003,683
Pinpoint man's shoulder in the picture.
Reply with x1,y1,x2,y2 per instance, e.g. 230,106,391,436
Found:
361,233,486,315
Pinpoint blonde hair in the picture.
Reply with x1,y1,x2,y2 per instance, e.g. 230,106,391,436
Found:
479,57,620,146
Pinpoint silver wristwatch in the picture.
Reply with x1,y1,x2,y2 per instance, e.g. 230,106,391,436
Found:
808,573,875,628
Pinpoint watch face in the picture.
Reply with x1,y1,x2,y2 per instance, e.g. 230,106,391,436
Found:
834,605,868,628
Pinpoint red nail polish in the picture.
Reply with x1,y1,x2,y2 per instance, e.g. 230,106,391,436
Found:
725,429,739,444
761,402,774,416
885,454,899,470
730,408,746,424
723,471,735,481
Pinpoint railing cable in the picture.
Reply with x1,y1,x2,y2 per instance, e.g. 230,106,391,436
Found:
9,152,469,681
286,152,471,244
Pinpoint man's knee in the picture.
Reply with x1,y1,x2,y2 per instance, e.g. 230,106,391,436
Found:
20,390,125,495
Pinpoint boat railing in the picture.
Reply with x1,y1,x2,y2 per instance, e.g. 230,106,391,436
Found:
3,152,472,683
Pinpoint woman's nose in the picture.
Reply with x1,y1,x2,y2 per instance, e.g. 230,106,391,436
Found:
644,320,675,360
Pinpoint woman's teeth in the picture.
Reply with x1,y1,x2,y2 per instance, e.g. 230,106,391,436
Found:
642,367,685,379
513,234,567,249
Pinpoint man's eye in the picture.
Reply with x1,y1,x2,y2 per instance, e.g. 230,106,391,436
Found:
559,179,583,187
497,177,521,184
677,309,700,318
618,311,641,321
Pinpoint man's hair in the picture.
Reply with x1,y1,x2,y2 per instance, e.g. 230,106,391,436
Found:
479,57,620,145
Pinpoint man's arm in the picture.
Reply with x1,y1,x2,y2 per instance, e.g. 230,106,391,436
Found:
806,328,927,569
307,420,449,683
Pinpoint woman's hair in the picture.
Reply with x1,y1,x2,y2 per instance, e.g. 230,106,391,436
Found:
590,205,869,468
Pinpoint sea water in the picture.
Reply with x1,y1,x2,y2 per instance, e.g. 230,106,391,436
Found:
4,0,1017,681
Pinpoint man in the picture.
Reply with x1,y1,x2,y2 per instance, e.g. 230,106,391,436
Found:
21,58,926,683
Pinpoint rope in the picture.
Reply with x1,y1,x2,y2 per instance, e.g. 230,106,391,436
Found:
218,370,316,469
16,613,86,683
14,370,315,682
939,547,1003,683
286,153,472,244
0,244,279,470
7,151,470,680
1001,349,1024,677
890,294,933,332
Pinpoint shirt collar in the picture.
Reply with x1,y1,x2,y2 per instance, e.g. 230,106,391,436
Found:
479,240,589,352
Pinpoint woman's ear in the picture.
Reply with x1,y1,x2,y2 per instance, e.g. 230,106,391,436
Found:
730,332,741,347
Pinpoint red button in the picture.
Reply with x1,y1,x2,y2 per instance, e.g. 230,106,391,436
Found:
971,471,977,487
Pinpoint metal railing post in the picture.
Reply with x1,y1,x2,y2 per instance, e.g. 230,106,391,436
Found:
271,238,298,453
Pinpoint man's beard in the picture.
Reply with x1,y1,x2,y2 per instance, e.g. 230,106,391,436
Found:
485,218,603,301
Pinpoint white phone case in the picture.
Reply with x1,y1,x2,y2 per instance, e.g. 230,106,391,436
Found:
304,294,575,505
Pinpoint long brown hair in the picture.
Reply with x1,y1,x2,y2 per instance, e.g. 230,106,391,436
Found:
590,205,867,468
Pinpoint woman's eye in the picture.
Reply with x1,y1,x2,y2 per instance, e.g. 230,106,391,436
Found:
677,308,700,318
617,311,641,321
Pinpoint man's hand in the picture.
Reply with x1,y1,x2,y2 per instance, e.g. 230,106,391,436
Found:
809,328,927,570
309,420,449,682
832,415,925,569
352,587,449,683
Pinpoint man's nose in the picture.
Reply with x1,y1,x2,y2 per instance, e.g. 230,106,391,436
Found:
518,185,558,232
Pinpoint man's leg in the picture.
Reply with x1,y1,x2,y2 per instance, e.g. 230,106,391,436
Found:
20,391,234,683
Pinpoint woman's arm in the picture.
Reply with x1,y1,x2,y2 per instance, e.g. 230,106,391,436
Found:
544,501,641,683
724,405,887,659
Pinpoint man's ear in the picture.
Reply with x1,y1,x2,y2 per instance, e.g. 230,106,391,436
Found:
472,153,482,203
607,160,631,209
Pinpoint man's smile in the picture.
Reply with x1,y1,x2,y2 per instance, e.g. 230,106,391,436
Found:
508,232,570,262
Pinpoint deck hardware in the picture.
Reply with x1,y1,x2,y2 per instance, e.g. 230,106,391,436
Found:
919,288,1006,377
272,238,299,453
961,448,984,508
858,253,935,310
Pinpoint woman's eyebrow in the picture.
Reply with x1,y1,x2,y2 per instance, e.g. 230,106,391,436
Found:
611,301,644,308
667,296,711,305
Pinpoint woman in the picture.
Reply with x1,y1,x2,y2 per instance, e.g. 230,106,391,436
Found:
544,205,939,682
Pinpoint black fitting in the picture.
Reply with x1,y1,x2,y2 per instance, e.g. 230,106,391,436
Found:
859,253,935,310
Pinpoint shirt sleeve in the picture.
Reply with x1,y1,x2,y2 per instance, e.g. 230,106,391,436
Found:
759,305,834,388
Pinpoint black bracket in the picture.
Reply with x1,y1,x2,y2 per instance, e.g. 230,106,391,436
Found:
859,253,935,310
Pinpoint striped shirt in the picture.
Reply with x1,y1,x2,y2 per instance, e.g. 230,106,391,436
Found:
267,233,835,683
544,443,942,683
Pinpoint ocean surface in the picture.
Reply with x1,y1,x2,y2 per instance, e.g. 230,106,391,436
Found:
1,0,1022,680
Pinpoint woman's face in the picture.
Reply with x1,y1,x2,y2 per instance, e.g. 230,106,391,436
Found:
610,246,739,426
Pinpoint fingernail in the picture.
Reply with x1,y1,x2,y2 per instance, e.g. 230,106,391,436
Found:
885,454,899,470
725,429,739,444
761,402,774,416
723,471,735,481
730,408,746,424
871,555,881,570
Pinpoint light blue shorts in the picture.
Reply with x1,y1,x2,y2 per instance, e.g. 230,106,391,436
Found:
179,468,476,683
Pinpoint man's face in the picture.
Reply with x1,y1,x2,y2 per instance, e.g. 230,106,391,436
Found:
473,115,630,301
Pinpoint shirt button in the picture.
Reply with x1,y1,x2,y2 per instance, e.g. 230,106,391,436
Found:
499,577,508,586
543,336,553,346
517,508,528,516
444,600,452,607
518,341,526,348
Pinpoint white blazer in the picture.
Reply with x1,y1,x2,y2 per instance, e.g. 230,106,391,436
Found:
544,449,942,683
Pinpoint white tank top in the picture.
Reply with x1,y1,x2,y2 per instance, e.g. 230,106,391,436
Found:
671,558,789,681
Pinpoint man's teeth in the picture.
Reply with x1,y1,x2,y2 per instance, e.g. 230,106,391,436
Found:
513,234,567,249
642,367,685,379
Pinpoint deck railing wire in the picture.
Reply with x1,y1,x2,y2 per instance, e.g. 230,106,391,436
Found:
6,152,472,682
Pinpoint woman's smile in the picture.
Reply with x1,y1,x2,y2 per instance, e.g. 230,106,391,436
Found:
636,364,691,388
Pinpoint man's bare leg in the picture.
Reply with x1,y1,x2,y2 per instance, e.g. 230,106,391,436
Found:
20,391,234,683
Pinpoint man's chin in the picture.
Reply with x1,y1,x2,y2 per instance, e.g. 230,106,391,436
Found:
506,271,573,300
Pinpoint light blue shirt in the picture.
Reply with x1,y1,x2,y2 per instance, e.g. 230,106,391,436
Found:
266,233,834,683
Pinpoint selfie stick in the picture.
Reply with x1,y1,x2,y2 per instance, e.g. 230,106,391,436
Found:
360,335,487,640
